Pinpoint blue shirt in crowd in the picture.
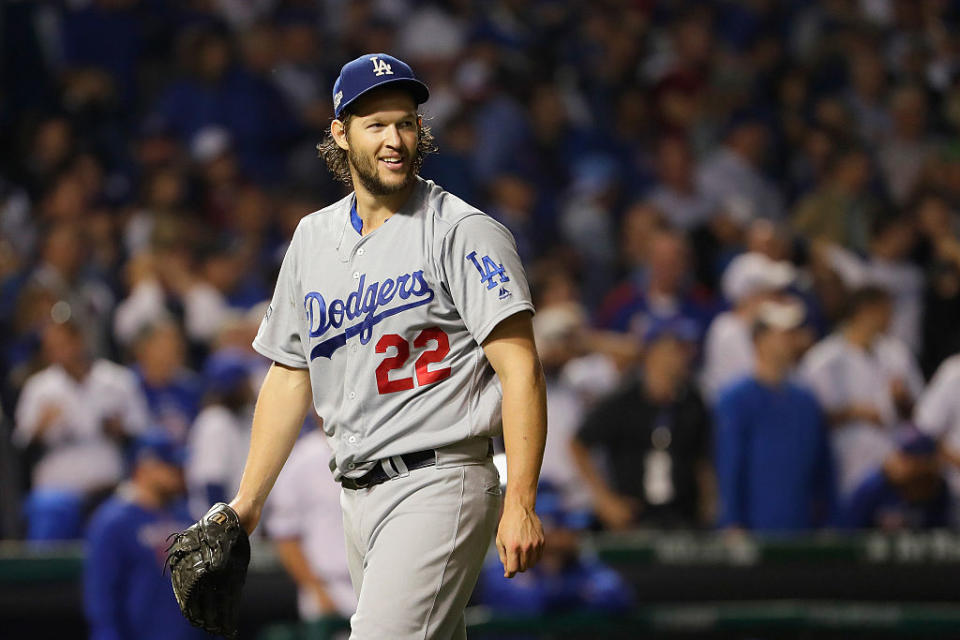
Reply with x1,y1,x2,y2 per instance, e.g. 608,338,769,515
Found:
714,376,835,532
84,494,212,640
843,469,951,530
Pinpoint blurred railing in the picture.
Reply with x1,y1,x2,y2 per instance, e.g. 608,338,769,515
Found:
4,532,960,639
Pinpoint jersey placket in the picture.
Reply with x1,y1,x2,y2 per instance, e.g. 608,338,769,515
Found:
339,230,378,465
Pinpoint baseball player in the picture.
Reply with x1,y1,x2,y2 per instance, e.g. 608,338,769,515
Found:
224,53,546,639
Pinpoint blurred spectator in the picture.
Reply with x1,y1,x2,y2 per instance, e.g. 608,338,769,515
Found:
132,321,201,443
646,135,714,231
877,85,937,205
595,226,716,341
14,321,149,540
715,299,835,532
701,252,796,401
151,26,300,183
915,352,960,517
533,303,606,517
915,191,960,375
801,286,925,497
792,145,877,254
186,350,253,516
115,231,252,348
476,482,632,615
83,430,210,640
843,49,892,146
818,214,923,352
697,112,784,223
266,428,356,621
843,428,950,530
559,155,621,301
26,221,115,357
571,317,712,530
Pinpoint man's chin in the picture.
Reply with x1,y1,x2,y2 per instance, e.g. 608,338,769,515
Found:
365,170,415,195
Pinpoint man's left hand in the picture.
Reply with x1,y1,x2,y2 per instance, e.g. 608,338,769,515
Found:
495,502,545,578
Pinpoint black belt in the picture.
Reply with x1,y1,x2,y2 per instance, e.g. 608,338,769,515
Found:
340,449,437,490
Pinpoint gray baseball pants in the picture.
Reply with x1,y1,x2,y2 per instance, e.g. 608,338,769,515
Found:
340,441,501,640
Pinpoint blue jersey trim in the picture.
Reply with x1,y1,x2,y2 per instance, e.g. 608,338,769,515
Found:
350,200,363,235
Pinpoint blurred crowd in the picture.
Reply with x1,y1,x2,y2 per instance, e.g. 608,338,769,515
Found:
5,0,960,626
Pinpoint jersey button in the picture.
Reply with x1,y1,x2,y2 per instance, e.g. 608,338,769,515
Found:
347,435,358,444
349,391,357,399
357,248,365,256
353,271,360,279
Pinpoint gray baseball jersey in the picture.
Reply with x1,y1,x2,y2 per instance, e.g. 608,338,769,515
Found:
253,177,533,479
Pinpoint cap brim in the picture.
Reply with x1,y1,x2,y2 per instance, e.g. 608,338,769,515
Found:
337,78,430,118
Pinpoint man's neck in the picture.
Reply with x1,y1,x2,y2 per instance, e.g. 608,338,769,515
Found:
754,358,788,387
643,371,677,403
63,360,92,382
126,481,167,511
842,323,876,350
353,179,417,235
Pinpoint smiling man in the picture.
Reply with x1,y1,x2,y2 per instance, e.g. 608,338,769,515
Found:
171,53,547,640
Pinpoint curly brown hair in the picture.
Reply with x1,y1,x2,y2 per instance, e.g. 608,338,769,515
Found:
316,113,437,185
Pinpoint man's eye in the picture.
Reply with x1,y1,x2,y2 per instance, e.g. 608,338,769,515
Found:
399,121,415,128
369,123,384,129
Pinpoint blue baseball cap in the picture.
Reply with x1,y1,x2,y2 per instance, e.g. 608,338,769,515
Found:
333,53,430,119
203,351,251,395
896,427,937,456
131,429,187,468
642,316,700,346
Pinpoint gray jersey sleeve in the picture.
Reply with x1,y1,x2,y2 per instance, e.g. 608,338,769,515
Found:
439,214,534,344
253,227,308,368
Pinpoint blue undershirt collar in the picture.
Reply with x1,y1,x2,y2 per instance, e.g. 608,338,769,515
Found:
350,199,363,235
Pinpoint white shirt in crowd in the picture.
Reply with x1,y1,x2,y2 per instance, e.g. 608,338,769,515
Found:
826,246,924,353
265,430,357,619
800,333,924,496
697,148,785,222
540,377,593,514
186,404,252,518
113,277,235,346
645,187,714,231
13,360,149,493
915,355,960,502
700,311,754,402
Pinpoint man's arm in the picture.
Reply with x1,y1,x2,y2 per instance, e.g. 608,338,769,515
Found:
482,311,546,578
229,362,313,533
714,391,747,531
569,438,637,530
274,538,340,615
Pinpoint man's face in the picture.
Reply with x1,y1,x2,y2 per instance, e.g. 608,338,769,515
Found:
339,90,420,196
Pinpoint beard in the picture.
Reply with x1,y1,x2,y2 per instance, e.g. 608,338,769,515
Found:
348,145,417,196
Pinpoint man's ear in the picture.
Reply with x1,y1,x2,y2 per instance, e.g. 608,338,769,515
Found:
331,119,349,151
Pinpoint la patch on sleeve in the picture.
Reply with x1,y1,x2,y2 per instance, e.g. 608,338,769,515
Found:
466,251,512,300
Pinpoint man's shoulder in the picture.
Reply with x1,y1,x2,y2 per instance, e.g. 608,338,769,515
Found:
88,495,137,536
802,334,846,368
418,178,490,233
931,354,960,386
91,359,138,385
295,192,354,235
21,365,65,392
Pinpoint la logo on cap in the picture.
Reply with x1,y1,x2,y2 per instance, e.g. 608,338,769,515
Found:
370,56,394,77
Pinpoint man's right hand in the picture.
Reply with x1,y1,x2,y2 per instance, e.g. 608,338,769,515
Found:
595,492,638,530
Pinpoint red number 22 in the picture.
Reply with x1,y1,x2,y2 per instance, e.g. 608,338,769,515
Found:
375,328,451,394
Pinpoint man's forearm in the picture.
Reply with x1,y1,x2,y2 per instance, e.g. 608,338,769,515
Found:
230,363,313,531
500,362,547,509
569,438,615,500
